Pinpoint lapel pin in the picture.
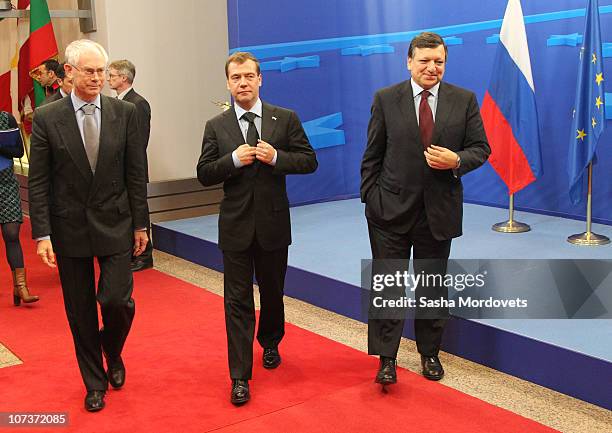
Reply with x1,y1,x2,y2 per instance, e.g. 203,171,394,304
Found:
272,116,277,121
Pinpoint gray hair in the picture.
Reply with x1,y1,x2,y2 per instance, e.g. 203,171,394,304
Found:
65,39,108,67
108,59,136,84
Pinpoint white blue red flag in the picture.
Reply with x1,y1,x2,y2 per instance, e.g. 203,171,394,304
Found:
481,0,542,194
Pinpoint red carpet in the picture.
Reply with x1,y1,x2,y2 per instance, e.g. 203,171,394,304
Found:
0,221,558,432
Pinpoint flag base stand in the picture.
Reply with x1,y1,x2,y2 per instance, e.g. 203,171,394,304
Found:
567,232,610,246
492,194,530,233
568,164,610,246
492,220,531,233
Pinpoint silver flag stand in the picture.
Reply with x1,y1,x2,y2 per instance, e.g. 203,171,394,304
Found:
492,193,530,233
567,163,610,245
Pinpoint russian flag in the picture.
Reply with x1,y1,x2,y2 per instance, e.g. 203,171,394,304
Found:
481,0,542,194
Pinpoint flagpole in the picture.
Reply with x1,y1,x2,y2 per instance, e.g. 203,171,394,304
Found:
567,163,610,245
18,121,29,162
492,193,530,233
17,122,28,175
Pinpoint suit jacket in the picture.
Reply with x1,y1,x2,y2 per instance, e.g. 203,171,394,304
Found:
40,91,64,107
197,102,317,252
360,80,490,240
28,94,149,257
122,88,151,181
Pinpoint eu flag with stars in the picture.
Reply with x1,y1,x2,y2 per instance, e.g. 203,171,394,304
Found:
568,0,606,205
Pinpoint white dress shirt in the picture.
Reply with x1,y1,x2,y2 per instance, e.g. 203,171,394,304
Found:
231,98,277,167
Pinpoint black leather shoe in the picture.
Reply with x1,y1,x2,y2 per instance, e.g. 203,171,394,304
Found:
421,355,444,380
84,390,106,412
231,379,250,405
130,257,153,272
106,356,126,389
263,347,281,369
375,356,397,385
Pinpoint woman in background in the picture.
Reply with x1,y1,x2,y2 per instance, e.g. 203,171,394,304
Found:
0,111,39,305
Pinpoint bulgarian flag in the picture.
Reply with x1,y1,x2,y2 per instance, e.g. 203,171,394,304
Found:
17,0,58,132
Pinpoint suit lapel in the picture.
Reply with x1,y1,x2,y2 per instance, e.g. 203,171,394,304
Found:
56,97,93,183
90,95,117,196
261,102,278,143
221,107,246,148
396,81,421,144
432,82,454,144
123,88,135,103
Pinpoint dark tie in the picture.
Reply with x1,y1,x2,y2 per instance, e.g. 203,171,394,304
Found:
241,112,259,146
81,103,99,172
419,90,434,149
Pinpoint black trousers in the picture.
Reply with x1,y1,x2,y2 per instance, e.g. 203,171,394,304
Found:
56,248,135,391
222,240,288,380
367,213,451,359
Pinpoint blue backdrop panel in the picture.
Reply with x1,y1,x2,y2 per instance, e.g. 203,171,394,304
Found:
226,0,612,224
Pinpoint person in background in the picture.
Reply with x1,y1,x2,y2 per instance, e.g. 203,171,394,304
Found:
37,59,61,97
107,59,153,272
0,111,39,306
40,63,73,106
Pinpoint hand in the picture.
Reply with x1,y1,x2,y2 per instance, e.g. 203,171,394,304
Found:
133,231,149,256
255,140,276,165
37,240,56,268
424,145,459,170
235,144,257,166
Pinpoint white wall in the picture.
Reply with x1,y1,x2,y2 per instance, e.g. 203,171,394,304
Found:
89,0,230,182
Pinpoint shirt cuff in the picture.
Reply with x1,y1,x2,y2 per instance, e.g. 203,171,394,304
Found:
36,236,51,241
452,155,461,178
232,150,244,168
271,149,277,166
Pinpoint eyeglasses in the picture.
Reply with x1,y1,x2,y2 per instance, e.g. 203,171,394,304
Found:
70,64,106,78
106,72,120,79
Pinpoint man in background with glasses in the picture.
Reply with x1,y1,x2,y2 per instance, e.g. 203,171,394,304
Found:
107,59,153,272
29,39,149,412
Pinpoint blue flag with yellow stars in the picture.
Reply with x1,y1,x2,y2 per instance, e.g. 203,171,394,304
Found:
568,0,606,205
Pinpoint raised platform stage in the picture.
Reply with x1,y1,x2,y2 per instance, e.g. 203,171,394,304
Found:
153,199,612,410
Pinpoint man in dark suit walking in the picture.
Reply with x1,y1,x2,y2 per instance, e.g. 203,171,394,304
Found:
197,52,317,405
107,59,153,272
360,32,490,387
29,40,149,412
